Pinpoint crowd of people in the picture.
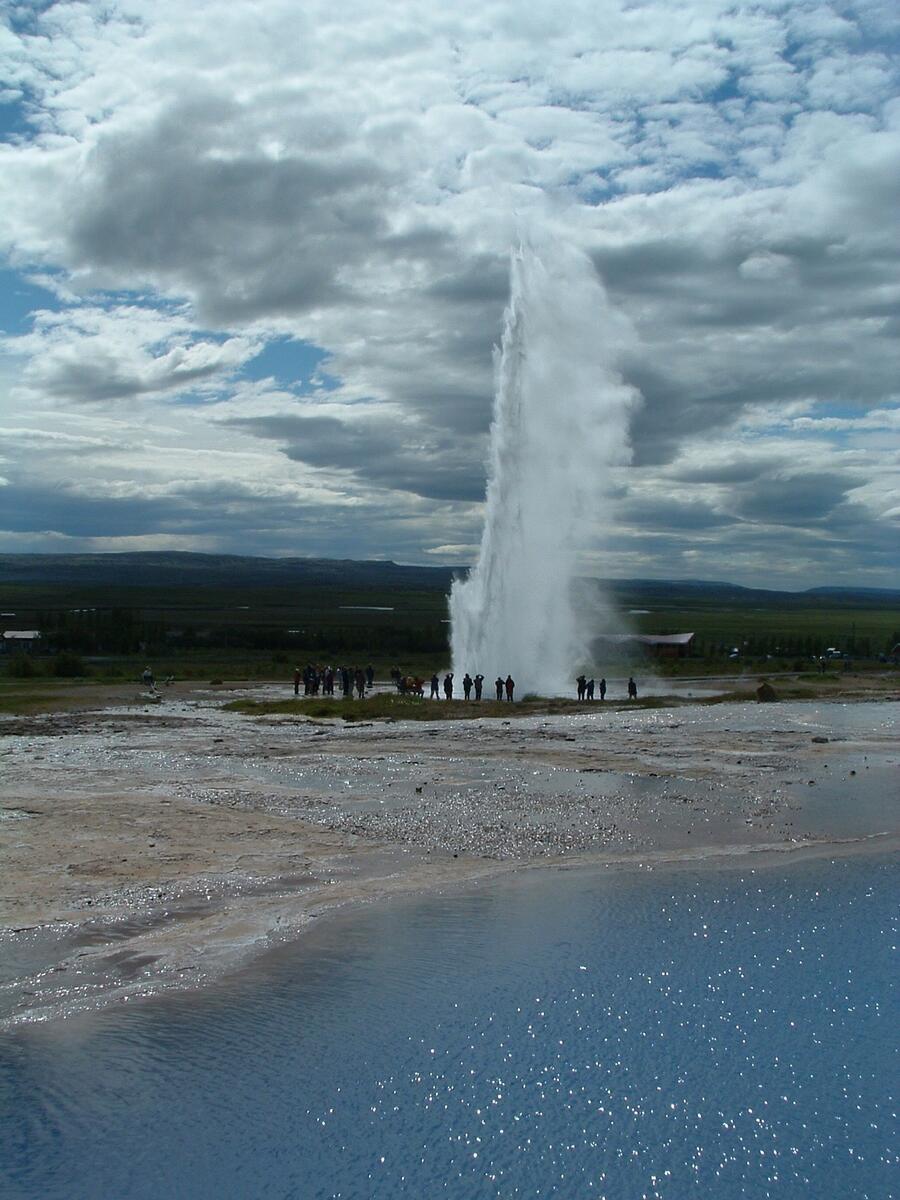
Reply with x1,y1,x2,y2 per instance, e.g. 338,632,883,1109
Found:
575,674,639,700
426,673,516,701
290,664,639,703
294,663,374,699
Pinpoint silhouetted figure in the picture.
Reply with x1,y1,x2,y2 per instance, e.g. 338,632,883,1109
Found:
142,666,154,689
576,674,586,700
341,667,351,697
505,674,515,702
355,668,366,699
443,672,453,700
463,673,473,700
293,667,301,696
430,673,440,699
474,674,484,700
495,677,504,701
365,664,374,689
586,678,595,700
628,676,638,700
599,677,607,701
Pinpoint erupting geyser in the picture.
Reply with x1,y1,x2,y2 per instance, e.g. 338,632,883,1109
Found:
450,241,640,696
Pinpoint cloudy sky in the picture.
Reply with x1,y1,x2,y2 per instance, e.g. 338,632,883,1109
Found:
1,0,898,588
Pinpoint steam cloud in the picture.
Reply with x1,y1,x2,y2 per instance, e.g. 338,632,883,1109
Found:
450,240,641,695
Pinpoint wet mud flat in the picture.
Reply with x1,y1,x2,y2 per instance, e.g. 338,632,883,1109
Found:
1,690,897,1026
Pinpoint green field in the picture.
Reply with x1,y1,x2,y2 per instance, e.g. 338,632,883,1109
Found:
1,574,897,686
620,597,898,665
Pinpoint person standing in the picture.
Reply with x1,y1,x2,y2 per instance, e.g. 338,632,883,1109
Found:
365,664,374,689
495,676,504,701
430,673,440,699
586,678,595,700
599,677,607,701
463,673,473,700
443,672,453,700
474,674,484,700
293,666,301,696
505,674,515,702
628,676,638,700
355,668,366,699
576,674,586,700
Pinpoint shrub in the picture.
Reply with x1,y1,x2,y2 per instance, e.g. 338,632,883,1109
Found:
8,654,37,678
53,653,87,677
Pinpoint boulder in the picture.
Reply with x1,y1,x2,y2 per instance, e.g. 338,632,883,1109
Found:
755,682,778,703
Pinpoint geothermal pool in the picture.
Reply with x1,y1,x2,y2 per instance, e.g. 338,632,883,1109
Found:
1,852,894,1199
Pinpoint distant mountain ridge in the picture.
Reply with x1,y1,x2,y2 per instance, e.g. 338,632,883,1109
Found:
0,553,897,604
0,552,457,590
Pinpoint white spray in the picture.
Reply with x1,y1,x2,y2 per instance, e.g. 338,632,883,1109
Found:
450,240,639,696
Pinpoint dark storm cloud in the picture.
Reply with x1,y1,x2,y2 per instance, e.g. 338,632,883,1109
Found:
0,476,425,554
616,497,735,533
720,501,899,568
426,257,511,305
0,483,188,538
228,413,486,502
35,348,235,403
728,470,864,526
598,217,900,468
65,92,396,324
671,455,786,485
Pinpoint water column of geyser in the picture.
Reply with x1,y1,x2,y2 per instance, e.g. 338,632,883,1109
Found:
450,241,639,697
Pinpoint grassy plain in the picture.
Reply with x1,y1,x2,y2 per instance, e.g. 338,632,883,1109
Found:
1,577,897,701
2,665,895,721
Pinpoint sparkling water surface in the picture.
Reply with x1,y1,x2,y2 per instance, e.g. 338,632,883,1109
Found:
1,855,895,1199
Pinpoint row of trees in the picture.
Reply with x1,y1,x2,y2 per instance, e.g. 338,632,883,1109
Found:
23,608,900,661
691,633,887,659
32,608,449,657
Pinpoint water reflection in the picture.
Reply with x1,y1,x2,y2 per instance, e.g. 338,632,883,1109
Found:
1,856,895,1199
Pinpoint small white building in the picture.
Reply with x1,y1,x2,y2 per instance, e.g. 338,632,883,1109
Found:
2,630,42,654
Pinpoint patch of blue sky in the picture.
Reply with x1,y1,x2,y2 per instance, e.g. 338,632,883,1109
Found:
240,336,331,391
579,183,612,205
813,402,878,420
706,64,742,105
0,96,32,145
0,268,60,334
